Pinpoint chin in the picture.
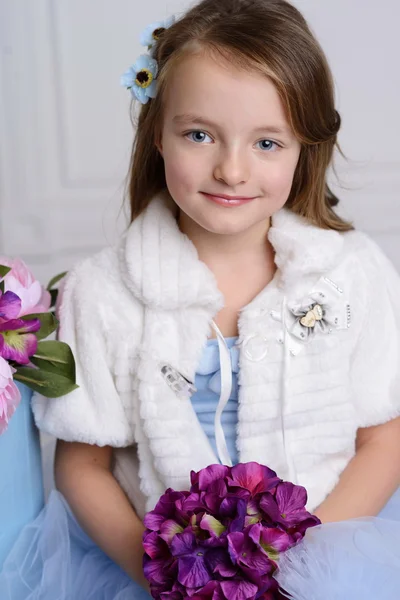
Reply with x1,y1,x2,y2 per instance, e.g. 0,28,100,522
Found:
197,217,259,236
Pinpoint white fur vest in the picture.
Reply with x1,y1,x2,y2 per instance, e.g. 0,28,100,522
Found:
33,192,400,517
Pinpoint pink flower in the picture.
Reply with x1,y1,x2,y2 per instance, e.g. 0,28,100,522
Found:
0,257,51,316
0,356,21,434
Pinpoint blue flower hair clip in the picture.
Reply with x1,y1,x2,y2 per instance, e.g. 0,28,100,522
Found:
120,15,175,105
140,15,175,52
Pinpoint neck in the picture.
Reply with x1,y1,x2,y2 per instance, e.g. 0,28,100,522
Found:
178,211,274,272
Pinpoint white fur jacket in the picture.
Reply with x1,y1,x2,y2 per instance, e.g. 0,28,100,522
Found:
33,192,400,517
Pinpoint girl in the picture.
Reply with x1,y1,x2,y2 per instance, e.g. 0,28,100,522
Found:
1,0,400,598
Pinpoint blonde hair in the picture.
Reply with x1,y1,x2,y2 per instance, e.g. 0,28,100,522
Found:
127,0,353,231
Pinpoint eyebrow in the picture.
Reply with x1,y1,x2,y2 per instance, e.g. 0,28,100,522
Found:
172,114,290,136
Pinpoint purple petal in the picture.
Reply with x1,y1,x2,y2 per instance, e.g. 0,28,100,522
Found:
248,523,291,555
170,531,196,557
160,593,184,600
228,498,247,533
177,554,211,588
143,555,175,586
227,532,244,564
190,581,225,600
143,531,170,559
205,548,237,578
0,317,41,333
150,489,190,522
0,329,38,364
220,579,258,600
276,482,307,517
259,493,281,523
0,291,21,321
180,492,206,515
159,519,184,544
200,514,226,537
144,511,168,531
228,463,280,496
191,464,231,493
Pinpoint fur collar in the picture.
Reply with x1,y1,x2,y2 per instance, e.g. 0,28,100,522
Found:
119,191,344,309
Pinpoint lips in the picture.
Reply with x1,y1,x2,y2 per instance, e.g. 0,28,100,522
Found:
204,193,255,200
201,192,257,207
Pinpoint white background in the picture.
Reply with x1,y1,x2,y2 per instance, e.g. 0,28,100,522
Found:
1,0,399,493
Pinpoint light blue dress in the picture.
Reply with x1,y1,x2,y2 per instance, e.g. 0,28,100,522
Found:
1,337,399,599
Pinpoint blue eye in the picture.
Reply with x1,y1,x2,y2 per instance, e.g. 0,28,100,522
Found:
186,131,213,143
257,139,279,152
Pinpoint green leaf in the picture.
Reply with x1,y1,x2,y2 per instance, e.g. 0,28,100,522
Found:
0,281,4,294
46,271,67,291
21,312,58,340
0,265,11,278
13,366,79,398
30,340,76,382
49,289,58,309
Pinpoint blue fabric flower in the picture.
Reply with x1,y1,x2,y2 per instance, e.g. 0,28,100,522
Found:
139,15,175,49
120,54,158,104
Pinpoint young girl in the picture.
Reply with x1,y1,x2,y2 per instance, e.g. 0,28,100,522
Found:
1,0,400,598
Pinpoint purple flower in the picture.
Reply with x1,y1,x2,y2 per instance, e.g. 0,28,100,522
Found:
227,463,281,497
142,463,321,600
0,316,40,364
0,291,21,323
191,464,230,493
144,489,190,531
259,482,320,530
220,579,259,600
170,531,213,588
227,530,273,575
190,581,225,600
248,523,292,557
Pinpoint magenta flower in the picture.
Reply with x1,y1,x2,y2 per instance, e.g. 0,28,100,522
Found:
227,462,281,497
228,530,273,574
0,316,40,365
259,482,320,529
0,257,51,316
248,522,292,557
142,463,320,600
170,531,213,588
0,291,21,323
190,581,225,600
0,357,21,434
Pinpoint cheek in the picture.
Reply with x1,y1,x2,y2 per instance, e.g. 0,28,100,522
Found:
163,143,202,192
262,153,299,193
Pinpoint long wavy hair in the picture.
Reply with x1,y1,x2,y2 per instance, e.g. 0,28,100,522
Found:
126,0,353,231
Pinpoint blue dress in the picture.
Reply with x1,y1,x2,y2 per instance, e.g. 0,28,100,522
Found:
1,337,399,599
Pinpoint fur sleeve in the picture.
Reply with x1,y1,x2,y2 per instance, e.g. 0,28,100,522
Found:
350,236,400,428
32,255,136,447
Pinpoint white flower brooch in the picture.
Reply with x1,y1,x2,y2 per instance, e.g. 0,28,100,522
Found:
285,276,351,346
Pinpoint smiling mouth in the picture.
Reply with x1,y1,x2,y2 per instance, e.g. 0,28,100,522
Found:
204,193,256,200
201,192,257,206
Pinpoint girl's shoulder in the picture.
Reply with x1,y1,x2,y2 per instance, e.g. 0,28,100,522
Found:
60,241,143,321
341,228,400,291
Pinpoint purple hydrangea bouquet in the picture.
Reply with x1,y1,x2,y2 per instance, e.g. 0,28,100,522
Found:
143,462,321,600
0,257,77,434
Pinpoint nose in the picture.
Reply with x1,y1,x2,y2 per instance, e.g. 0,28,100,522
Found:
213,146,250,187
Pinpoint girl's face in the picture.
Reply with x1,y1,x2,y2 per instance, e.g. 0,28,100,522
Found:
157,51,301,236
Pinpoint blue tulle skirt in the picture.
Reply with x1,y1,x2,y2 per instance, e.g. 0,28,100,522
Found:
0,490,151,600
0,488,399,599
275,487,400,599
